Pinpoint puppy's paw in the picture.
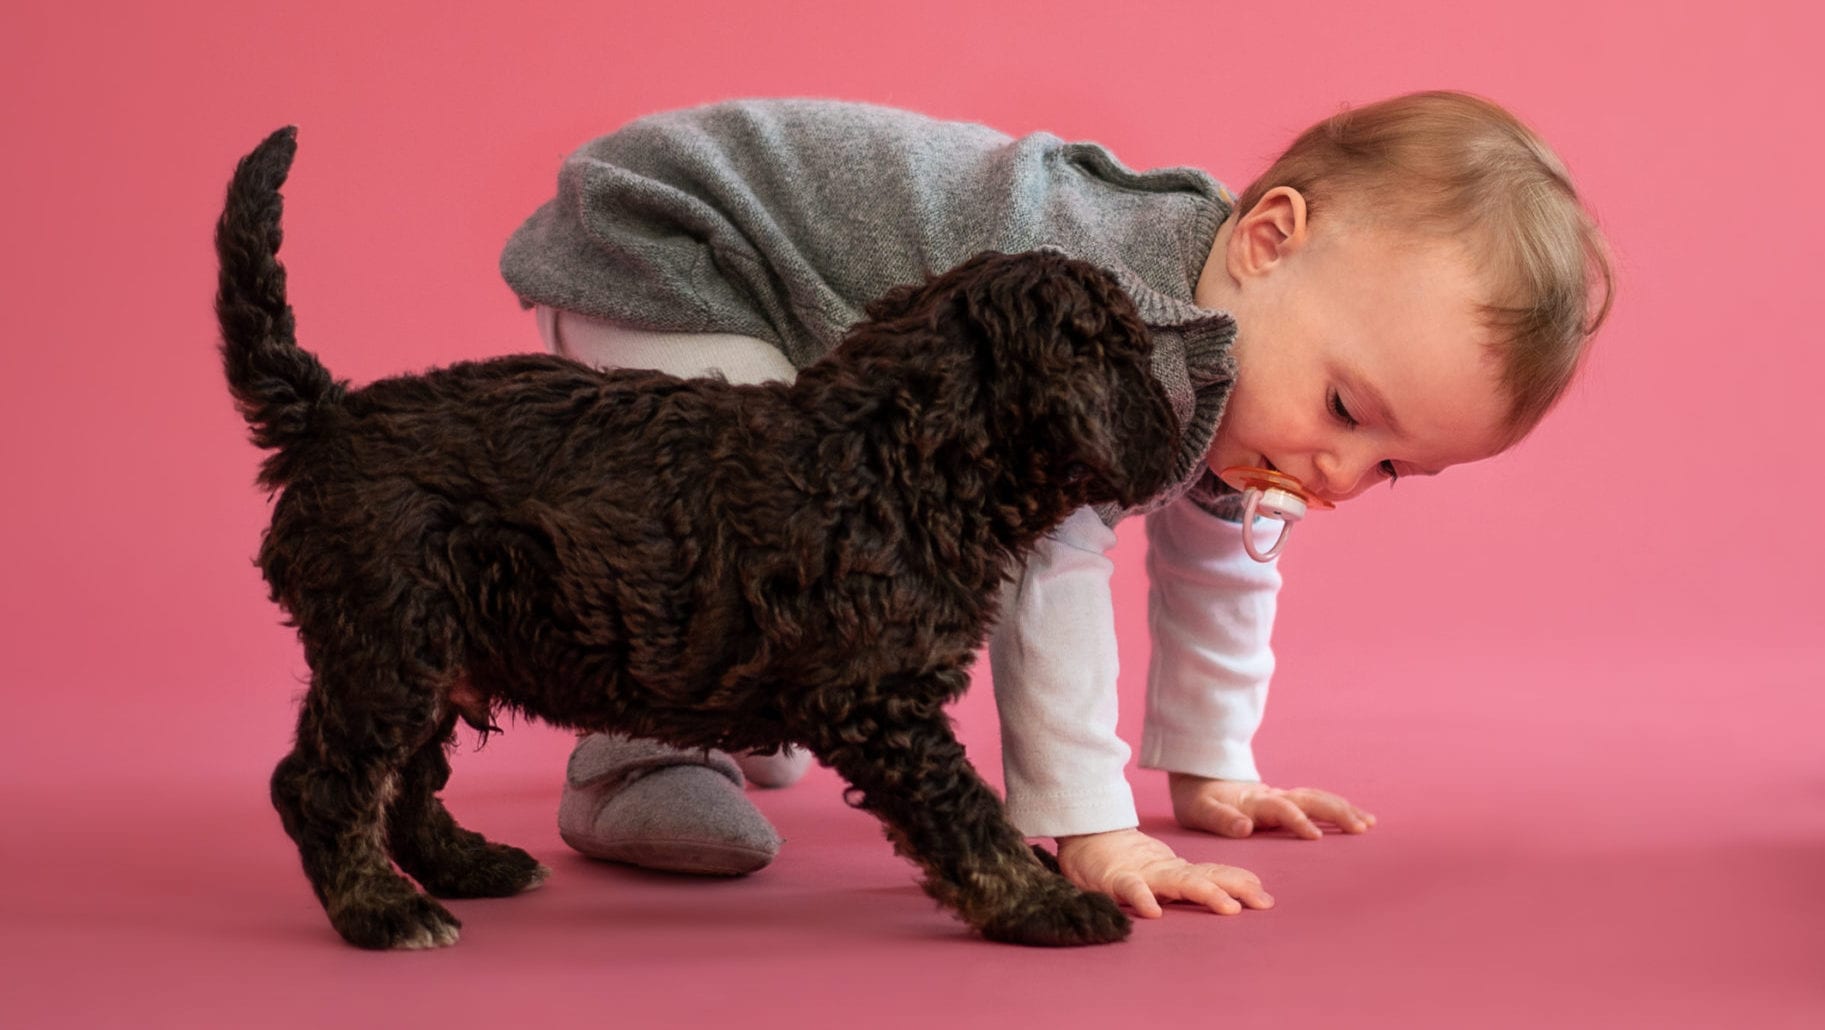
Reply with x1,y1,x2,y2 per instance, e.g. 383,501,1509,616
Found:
329,888,463,950
978,878,1132,947
413,841,548,899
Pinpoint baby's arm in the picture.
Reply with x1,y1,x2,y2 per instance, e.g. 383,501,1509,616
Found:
990,508,1271,918
991,508,1135,832
1143,496,1376,839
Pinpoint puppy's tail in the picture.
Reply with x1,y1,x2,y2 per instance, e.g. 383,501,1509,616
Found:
215,126,343,489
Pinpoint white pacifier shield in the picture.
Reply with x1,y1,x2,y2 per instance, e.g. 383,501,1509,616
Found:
1252,488,1308,522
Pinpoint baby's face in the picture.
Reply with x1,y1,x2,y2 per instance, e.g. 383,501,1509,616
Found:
1199,192,1509,504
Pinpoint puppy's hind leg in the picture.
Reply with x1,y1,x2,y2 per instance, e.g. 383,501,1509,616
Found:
386,722,551,898
809,676,1132,947
270,658,461,950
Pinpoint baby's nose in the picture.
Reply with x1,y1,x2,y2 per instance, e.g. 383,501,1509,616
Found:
1312,457,1373,502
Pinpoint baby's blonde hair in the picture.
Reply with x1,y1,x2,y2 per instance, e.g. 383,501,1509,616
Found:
1233,91,1614,447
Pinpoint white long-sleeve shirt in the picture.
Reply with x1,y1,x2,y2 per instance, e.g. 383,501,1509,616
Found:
992,501,1279,837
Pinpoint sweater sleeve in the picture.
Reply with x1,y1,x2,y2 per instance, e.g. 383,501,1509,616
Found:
988,507,1138,838
1138,493,1282,782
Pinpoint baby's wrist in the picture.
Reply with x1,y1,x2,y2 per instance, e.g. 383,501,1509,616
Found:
1166,771,1224,792
1054,827,1142,847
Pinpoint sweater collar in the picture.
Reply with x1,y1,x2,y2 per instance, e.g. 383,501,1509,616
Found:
1113,268,1239,391
1111,184,1239,389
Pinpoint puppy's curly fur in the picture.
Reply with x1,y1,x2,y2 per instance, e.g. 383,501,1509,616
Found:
218,127,1180,949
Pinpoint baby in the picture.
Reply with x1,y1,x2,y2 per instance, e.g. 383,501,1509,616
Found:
500,91,1612,917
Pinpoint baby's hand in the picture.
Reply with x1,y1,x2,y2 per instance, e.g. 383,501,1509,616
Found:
1169,772,1377,840
1053,828,1273,919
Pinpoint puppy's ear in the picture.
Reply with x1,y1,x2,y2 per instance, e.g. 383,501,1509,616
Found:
1045,366,1179,508
1105,366,1181,505
948,250,1179,507
950,250,1150,370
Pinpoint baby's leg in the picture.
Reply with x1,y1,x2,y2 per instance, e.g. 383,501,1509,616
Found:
537,306,798,385
538,308,811,872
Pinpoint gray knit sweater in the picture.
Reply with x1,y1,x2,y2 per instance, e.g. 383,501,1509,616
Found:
500,98,1245,524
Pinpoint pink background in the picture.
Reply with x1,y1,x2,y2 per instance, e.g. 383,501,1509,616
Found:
3,1,1820,1026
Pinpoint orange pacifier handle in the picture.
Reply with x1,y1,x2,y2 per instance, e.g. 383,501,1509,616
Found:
1216,466,1334,562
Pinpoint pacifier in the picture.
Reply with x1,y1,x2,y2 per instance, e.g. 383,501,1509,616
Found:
1217,466,1334,562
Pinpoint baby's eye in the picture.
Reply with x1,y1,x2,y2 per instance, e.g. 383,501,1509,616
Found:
1328,389,1358,427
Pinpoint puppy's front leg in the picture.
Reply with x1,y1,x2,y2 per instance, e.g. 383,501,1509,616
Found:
810,686,1131,946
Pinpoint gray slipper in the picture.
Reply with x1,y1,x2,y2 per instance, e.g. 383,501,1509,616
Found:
558,734,783,876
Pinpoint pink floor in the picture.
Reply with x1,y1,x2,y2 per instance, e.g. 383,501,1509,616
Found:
5,3,1823,1026
5,640,1818,1029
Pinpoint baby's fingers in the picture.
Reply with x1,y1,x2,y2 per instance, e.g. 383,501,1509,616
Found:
1200,864,1274,911
1175,792,1256,838
1154,864,1274,916
1109,872,1165,919
1284,788,1376,835
1255,794,1324,840
1150,868,1241,916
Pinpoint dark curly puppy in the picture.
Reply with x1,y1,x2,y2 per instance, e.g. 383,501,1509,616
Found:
218,127,1180,950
